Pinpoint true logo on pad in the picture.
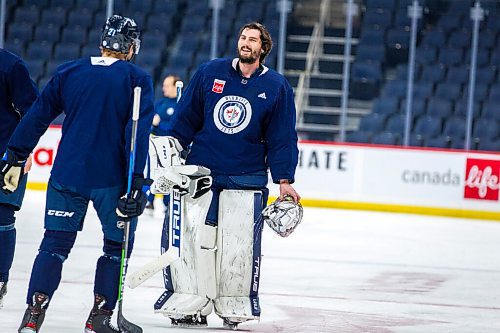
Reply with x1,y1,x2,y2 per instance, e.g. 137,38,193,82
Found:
464,158,500,201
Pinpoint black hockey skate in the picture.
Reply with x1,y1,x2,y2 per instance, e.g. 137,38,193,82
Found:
222,318,240,331
85,294,121,333
171,314,208,327
0,281,6,309
18,292,49,333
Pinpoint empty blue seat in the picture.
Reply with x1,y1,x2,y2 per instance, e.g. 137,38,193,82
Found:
485,16,500,31
464,49,490,67
359,113,387,132
386,113,408,135
81,45,99,57
420,63,446,83
438,47,464,66
363,10,393,29
356,44,386,62
14,8,39,25
473,118,499,140
372,97,399,116
414,115,443,138
478,138,500,152
447,0,473,13
381,79,406,98
425,135,450,148
8,23,33,41
476,66,496,85
454,101,480,118
26,42,53,60
4,40,26,57
427,98,453,117
24,0,49,7
34,25,60,44
412,82,434,99
135,50,162,67
87,29,102,47
443,116,467,139
365,0,396,10
45,60,61,76
395,63,421,80
129,0,152,12
386,28,410,48
154,0,179,11
41,8,67,26
61,27,87,44
421,29,446,48
25,59,45,80
75,0,102,11
489,90,500,103
168,53,194,68
415,46,437,65
437,15,463,32
435,82,462,100
478,29,497,49
147,14,173,33
67,11,93,29
482,102,500,121
358,28,385,46
462,84,488,103
446,66,468,84
346,131,372,143
400,98,426,117
351,61,383,83
53,43,81,61
372,131,400,145
448,29,471,48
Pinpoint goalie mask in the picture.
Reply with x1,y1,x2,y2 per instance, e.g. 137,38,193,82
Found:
101,15,141,57
262,196,303,237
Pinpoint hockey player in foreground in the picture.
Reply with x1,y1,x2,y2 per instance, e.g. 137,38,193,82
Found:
0,15,154,333
150,22,301,329
0,49,39,309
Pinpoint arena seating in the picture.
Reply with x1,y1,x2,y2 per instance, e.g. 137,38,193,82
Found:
348,0,500,151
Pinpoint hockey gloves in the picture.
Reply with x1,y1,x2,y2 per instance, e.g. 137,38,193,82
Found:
116,176,154,219
0,150,26,194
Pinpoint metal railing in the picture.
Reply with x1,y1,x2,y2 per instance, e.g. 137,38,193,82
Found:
294,0,331,126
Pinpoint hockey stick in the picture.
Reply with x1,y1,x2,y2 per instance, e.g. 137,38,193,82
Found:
127,81,185,289
117,87,143,333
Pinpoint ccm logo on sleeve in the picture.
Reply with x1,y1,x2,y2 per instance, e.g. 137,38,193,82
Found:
47,210,75,217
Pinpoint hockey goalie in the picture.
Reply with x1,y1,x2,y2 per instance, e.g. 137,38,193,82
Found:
132,21,302,331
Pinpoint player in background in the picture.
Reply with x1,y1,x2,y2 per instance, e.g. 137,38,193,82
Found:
0,48,39,309
154,22,300,329
0,15,154,333
146,74,181,213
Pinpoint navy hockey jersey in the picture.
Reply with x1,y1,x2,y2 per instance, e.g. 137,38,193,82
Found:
166,58,298,184
152,96,177,136
0,49,39,154
8,57,154,191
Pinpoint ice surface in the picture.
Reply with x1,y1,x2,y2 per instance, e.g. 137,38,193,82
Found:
1,190,500,332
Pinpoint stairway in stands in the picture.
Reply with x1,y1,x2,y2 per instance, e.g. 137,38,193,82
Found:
285,0,371,141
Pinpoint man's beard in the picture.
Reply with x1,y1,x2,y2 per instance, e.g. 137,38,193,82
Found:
238,47,259,64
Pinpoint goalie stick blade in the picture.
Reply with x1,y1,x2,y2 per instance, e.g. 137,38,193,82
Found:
127,250,179,289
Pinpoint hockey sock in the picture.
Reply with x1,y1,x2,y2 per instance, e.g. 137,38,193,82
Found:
93,238,134,310
0,204,16,282
26,230,77,304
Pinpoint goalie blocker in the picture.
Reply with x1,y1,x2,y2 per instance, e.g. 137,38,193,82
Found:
154,185,267,325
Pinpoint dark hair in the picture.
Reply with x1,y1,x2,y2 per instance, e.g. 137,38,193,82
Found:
238,22,273,64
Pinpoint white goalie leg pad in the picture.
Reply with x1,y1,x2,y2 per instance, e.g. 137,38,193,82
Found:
214,190,264,322
154,192,217,318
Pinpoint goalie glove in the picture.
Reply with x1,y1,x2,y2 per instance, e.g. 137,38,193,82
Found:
117,176,154,219
151,165,212,199
0,150,26,194
262,196,304,237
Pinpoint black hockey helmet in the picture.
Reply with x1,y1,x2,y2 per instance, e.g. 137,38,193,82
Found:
101,15,141,56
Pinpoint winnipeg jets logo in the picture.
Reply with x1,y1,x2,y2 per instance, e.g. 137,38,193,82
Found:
258,92,266,99
213,95,252,134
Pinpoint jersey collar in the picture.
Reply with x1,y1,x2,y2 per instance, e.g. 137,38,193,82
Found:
231,58,269,78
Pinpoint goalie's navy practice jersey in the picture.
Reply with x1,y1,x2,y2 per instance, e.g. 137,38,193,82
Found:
0,49,39,154
166,58,299,184
8,57,154,191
